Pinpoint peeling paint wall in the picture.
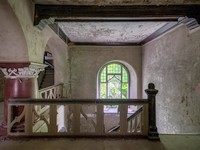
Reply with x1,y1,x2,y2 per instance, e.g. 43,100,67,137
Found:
59,22,167,44
7,0,55,63
142,25,200,134
0,0,28,62
1,0,69,94
46,36,70,96
70,46,142,99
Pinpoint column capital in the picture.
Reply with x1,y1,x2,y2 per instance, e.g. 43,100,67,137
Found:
0,62,47,79
145,83,158,96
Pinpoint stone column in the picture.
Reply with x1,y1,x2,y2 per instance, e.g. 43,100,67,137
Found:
145,83,159,140
0,62,46,130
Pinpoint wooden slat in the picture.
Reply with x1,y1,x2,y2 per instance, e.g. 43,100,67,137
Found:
119,104,128,134
25,105,32,135
8,100,149,137
73,104,80,134
49,104,57,134
96,104,104,134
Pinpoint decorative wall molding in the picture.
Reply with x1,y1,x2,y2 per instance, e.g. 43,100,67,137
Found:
0,62,47,79
36,17,55,30
1,67,41,79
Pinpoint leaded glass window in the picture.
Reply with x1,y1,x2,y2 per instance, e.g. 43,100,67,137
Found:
99,63,129,99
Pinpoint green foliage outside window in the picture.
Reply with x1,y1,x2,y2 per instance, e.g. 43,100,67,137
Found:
100,63,129,100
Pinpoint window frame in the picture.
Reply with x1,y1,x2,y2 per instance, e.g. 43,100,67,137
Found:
98,62,130,99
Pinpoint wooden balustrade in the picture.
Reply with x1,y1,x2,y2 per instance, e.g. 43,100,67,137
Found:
7,83,159,139
7,99,148,137
38,84,63,99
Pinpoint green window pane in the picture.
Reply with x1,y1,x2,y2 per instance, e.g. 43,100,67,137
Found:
115,75,121,81
99,63,129,100
107,63,121,74
107,75,114,81
122,68,128,82
108,75,121,81
100,68,106,82
108,77,121,99
100,83,107,99
122,83,128,99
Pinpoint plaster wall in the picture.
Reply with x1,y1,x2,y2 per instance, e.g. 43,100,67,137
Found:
0,0,28,62
70,46,142,99
142,25,200,134
1,0,69,92
46,36,70,96
7,0,55,63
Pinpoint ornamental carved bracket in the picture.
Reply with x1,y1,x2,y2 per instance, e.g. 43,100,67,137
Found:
0,62,47,79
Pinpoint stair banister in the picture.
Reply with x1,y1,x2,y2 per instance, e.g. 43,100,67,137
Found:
145,83,159,140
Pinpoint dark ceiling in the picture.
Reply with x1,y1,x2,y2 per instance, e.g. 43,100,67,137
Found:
33,3,200,45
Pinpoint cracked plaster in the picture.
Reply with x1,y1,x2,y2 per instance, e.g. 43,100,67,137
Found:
59,22,167,43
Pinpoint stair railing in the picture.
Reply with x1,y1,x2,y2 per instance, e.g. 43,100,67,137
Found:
38,84,63,99
7,83,159,139
107,106,143,133
8,98,148,136
34,84,63,132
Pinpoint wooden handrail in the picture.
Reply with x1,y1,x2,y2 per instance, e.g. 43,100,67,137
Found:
38,84,63,93
127,107,143,121
7,83,158,139
9,98,148,105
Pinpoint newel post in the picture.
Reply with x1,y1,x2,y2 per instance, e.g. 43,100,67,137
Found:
145,83,159,140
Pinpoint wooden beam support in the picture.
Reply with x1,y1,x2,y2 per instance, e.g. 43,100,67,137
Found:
34,4,200,25
141,17,199,45
69,42,141,46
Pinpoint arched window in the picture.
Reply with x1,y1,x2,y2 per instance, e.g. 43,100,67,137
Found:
99,63,130,99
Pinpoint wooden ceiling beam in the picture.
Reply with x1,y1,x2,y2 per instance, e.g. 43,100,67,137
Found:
34,4,200,26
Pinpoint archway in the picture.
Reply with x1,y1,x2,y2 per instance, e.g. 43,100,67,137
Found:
0,0,28,62
97,60,138,99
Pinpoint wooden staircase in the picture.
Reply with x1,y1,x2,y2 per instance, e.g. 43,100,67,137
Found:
38,52,54,89
39,67,54,89
107,107,143,133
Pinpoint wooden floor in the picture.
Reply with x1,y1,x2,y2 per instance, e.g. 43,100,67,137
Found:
0,135,199,150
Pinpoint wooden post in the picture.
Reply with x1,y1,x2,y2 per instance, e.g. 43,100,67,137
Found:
145,83,159,140
50,104,57,135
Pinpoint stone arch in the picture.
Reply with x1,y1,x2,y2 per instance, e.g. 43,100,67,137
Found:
97,60,138,99
0,0,28,62
44,36,69,86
